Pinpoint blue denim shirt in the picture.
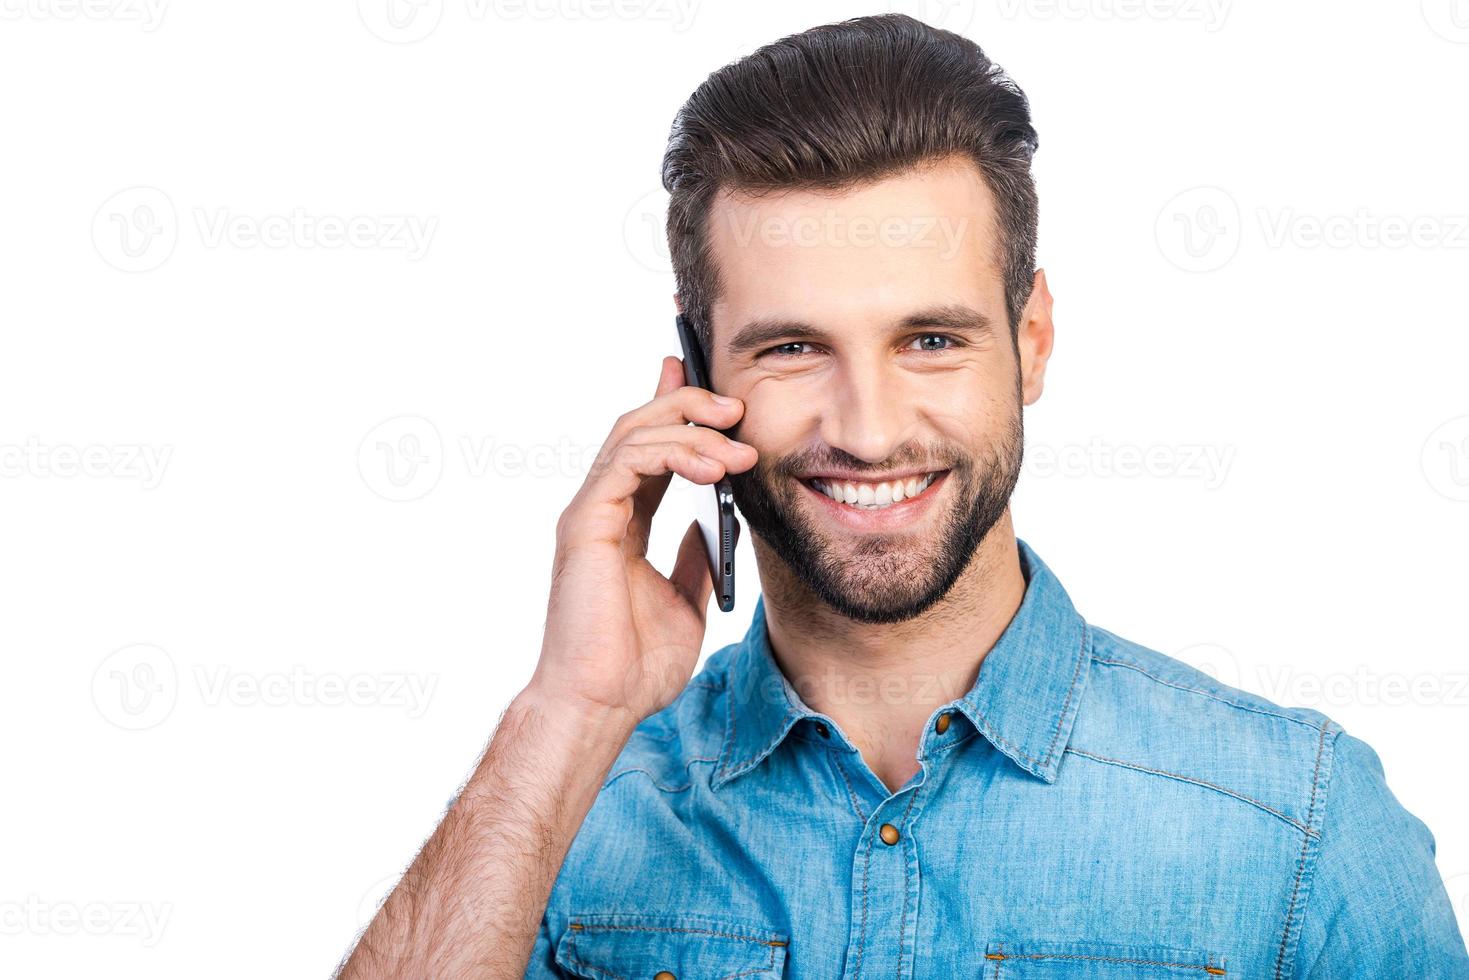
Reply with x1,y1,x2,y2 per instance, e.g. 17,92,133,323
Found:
529,539,1468,978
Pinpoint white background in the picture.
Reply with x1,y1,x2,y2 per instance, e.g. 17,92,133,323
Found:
2,1,1467,976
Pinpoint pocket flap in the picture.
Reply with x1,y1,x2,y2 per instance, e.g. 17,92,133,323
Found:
556,913,788,980
983,939,1228,978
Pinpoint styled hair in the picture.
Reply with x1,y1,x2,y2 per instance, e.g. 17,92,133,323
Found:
661,13,1040,358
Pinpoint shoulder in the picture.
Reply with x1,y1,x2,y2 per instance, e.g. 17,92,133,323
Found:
1068,623,1342,836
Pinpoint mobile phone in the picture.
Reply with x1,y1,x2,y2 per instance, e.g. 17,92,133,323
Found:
674,313,739,612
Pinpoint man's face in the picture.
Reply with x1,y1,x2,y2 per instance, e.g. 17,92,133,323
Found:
704,154,1031,625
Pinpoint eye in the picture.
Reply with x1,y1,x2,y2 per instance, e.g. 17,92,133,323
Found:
907,333,962,352
764,341,816,358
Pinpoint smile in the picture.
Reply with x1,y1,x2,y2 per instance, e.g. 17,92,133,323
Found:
804,470,947,511
797,468,950,532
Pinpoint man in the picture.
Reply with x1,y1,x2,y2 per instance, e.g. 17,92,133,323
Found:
339,13,1469,979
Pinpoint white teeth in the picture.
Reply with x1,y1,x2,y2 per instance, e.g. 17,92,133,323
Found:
811,472,940,510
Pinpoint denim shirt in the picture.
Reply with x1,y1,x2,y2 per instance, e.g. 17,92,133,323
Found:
528,539,1468,978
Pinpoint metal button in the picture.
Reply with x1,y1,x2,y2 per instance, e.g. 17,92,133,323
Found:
813,721,830,739
934,712,951,734
655,973,676,980
879,823,900,845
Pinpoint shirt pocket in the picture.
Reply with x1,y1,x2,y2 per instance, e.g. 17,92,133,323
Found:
982,939,1228,978
555,912,789,980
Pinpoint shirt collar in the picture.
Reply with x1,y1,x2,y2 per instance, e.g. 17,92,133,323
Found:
711,537,1091,790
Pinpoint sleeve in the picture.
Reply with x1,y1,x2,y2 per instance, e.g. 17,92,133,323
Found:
1293,730,1469,978
523,912,568,979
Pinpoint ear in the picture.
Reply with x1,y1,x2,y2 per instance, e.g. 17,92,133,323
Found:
1016,269,1055,406
673,292,685,314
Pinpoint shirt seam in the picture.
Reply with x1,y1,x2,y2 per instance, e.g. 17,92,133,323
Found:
1273,721,1337,980
1091,656,1328,732
1064,747,1319,838
602,756,719,794
895,779,925,980
831,752,868,823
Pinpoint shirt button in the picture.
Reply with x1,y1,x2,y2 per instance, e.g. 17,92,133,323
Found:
813,721,830,739
934,712,951,734
879,823,900,845
655,973,676,980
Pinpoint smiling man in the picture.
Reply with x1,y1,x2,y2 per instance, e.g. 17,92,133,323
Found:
338,14,1468,980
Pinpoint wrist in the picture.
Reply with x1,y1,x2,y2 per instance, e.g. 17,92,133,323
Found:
513,681,642,749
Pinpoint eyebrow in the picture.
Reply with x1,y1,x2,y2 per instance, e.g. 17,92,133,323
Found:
724,303,997,356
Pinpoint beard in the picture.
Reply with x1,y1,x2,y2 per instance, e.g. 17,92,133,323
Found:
727,403,1024,626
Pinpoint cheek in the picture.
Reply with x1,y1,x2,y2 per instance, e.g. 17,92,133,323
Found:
913,372,1017,440
731,382,819,455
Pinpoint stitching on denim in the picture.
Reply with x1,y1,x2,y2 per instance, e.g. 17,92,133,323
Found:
1092,656,1327,732
964,710,1048,768
854,825,873,979
1041,621,1090,766
563,925,784,980
895,780,924,980
720,710,798,781
1273,721,1331,980
1064,747,1317,837
925,728,980,760
561,949,627,980
963,621,1089,776
568,921,788,945
832,753,867,823
601,756,718,794
714,674,745,786
716,658,802,785
715,941,780,979
990,952,1222,971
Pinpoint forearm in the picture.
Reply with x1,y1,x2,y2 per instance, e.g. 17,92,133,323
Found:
338,685,636,980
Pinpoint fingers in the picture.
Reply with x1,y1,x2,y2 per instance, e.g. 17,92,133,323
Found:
559,357,757,554
655,354,684,398
558,352,759,555
620,423,752,558
610,375,746,443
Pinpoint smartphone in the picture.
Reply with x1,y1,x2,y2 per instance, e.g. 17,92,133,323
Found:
674,313,739,612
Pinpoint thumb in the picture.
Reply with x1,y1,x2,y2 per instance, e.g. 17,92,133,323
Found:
669,518,714,616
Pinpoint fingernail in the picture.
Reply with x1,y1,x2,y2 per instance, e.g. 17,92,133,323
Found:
711,393,738,405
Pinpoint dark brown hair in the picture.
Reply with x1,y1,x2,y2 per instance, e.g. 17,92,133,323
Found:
661,13,1040,358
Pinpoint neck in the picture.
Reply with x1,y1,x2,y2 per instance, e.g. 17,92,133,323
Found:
753,511,1027,792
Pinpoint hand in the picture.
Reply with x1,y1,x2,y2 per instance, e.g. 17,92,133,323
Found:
529,355,757,729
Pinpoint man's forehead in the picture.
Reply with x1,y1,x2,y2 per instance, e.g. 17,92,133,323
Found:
703,155,1004,342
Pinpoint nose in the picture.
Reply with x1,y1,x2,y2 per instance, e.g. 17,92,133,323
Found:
818,355,916,465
